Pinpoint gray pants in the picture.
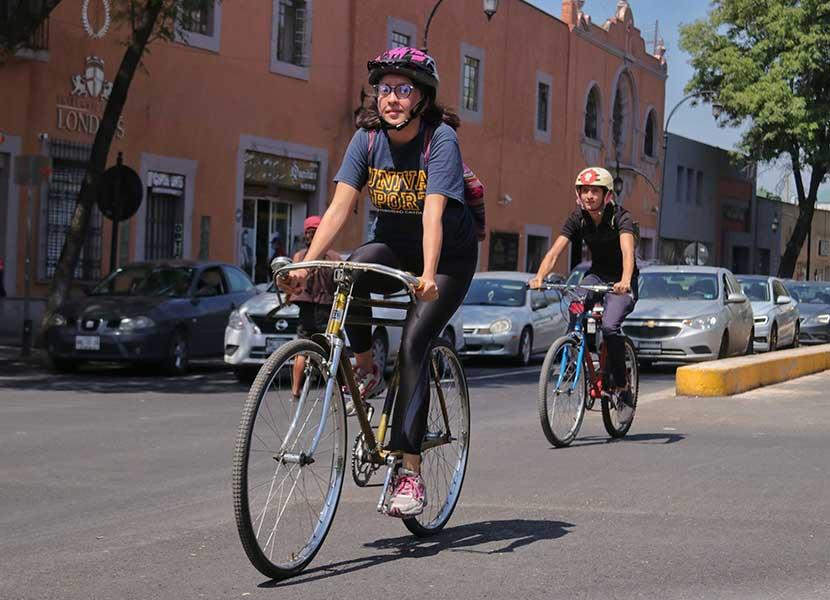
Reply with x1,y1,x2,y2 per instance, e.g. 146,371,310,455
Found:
582,274,637,388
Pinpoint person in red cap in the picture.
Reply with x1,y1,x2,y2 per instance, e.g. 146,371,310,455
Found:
288,216,341,400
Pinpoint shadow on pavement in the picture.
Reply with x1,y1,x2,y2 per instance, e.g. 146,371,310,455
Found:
0,361,248,395
262,518,573,587
564,432,686,448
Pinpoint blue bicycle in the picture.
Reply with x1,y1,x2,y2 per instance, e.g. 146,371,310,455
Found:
537,283,639,447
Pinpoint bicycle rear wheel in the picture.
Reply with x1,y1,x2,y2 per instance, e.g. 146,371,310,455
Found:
601,336,639,438
232,339,347,580
538,336,587,447
404,341,470,536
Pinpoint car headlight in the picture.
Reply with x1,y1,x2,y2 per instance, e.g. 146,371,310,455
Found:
119,316,156,331
47,313,67,327
754,315,769,326
228,309,246,330
489,319,512,334
682,314,719,330
814,314,830,325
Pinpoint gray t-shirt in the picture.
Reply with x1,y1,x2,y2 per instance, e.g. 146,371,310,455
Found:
334,123,474,255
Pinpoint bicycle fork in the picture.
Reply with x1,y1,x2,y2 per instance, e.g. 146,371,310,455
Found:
278,337,344,466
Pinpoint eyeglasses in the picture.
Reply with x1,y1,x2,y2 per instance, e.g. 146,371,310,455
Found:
373,83,415,99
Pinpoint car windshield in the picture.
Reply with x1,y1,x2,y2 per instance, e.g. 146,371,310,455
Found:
638,273,719,300
464,279,526,307
788,284,830,304
90,265,195,297
737,279,769,302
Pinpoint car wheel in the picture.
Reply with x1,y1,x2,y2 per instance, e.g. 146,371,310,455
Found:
768,323,778,352
717,331,729,359
515,328,533,366
744,327,754,355
442,326,457,351
371,329,389,374
163,328,190,375
49,355,79,374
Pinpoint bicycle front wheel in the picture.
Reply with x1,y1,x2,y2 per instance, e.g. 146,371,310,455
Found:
601,336,639,438
232,339,347,580
404,341,471,536
538,336,587,447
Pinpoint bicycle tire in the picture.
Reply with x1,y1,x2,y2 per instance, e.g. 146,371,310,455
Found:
601,336,639,438
538,336,587,447
233,339,347,580
404,341,470,536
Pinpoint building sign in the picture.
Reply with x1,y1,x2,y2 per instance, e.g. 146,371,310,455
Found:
148,170,185,195
57,56,125,139
244,151,319,192
723,204,749,233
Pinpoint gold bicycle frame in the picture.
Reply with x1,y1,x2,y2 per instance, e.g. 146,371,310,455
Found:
277,260,457,467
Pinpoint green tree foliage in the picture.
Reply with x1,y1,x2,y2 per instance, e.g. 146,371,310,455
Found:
680,0,830,277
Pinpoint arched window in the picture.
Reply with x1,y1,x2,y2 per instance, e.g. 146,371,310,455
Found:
584,86,600,140
644,110,657,157
611,72,635,156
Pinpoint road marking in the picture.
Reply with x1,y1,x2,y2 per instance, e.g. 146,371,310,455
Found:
468,367,539,382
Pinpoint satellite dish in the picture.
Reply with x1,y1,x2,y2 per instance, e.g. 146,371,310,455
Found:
683,242,709,266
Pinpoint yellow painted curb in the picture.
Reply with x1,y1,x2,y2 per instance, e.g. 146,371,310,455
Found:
676,344,830,396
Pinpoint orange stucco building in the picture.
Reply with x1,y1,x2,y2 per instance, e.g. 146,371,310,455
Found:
0,0,666,298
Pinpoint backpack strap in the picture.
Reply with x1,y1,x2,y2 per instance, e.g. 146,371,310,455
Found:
422,125,435,164
367,129,376,159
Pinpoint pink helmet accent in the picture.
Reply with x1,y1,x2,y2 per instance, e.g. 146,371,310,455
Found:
367,47,440,93
303,215,322,231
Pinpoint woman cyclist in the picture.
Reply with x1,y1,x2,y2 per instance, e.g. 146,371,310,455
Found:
529,167,638,412
282,47,477,517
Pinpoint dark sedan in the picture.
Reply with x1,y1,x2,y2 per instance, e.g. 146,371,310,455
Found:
45,261,257,373
786,280,830,345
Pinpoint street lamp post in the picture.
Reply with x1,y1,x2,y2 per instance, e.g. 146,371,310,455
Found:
656,91,723,261
422,0,499,53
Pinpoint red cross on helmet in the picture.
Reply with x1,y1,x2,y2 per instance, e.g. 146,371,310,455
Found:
574,167,615,208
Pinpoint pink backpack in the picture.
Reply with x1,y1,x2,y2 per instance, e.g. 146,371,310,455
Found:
367,128,487,241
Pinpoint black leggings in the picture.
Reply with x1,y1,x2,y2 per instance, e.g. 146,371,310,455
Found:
346,242,476,454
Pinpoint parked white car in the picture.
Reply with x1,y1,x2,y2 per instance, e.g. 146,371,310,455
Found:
622,266,754,364
224,284,463,381
735,275,799,352
459,271,568,365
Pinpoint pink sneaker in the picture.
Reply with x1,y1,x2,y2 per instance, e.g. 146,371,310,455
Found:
387,468,427,517
344,364,383,416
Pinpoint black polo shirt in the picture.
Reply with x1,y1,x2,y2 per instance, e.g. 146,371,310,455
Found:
561,203,638,282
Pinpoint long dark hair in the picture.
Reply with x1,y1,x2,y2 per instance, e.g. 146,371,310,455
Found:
354,85,461,131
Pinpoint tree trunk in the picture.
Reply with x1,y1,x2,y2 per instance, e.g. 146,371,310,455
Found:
38,1,163,343
777,162,827,279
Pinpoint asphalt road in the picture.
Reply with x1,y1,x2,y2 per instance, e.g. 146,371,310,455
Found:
1,358,828,600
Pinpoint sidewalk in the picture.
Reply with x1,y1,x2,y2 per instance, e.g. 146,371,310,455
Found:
0,344,47,372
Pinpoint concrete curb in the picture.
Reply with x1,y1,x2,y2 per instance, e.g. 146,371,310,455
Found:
676,344,830,396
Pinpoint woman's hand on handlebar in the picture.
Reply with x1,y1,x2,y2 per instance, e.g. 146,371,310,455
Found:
279,268,309,294
415,276,439,302
528,276,543,290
